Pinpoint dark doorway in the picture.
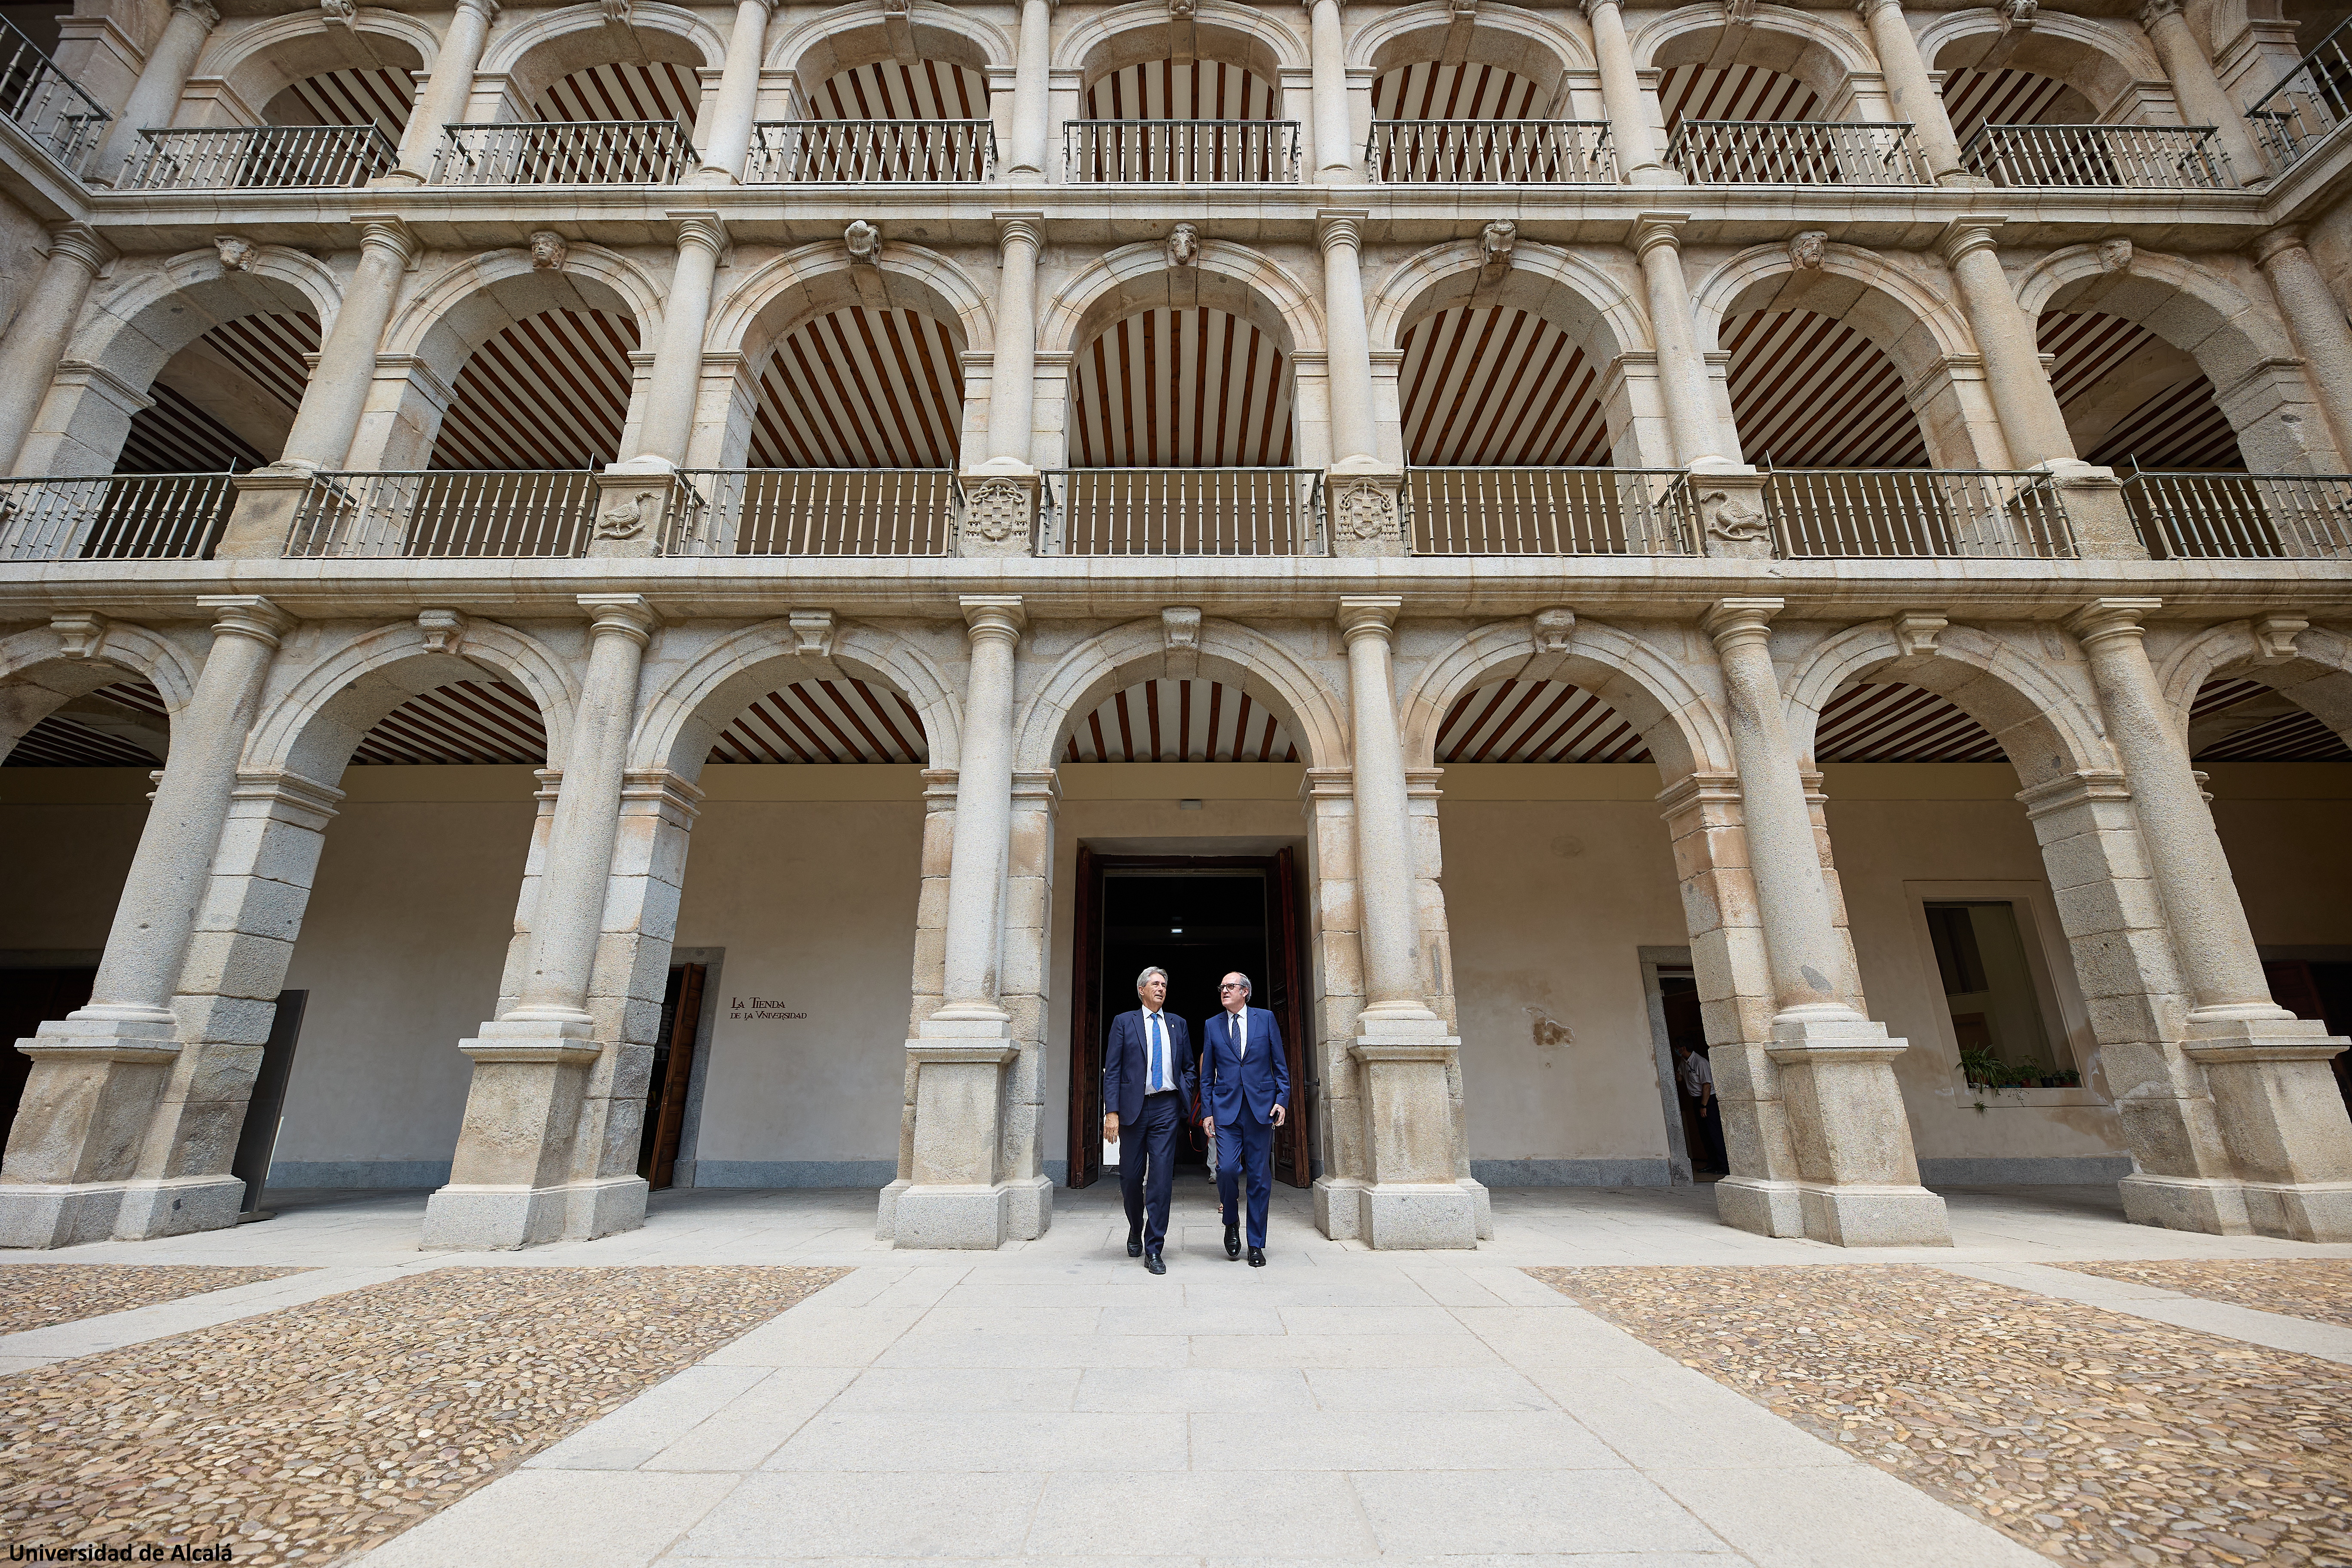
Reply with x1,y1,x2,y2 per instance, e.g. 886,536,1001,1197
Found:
1655,965,1725,1177
1067,849,1311,1191
230,990,307,1215
640,962,707,1190
2266,959,2352,1122
0,965,97,1145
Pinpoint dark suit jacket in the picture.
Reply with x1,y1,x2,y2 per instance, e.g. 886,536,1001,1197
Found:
1103,1008,1197,1126
1197,1005,1289,1126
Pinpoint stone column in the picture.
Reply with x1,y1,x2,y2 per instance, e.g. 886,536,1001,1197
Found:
390,0,499,183
276,221,416,472
1004,0,1054,179
998,769,1059,1237
1321,214,1408,557
0,596,293,1249
893,597,1026,1249
618,215,726,470
2067,598,2352,1242
0,225,110,476
1855,0,1971,184
1631,215,1728,467
1304,0,1359,182
2254,229,2352,470
1943,219,2077,470
421,595,657,1250
1303,768,1370,1237
877,768,958,1238
1334,597,1478,1248
1704,597,1951,1246
985,216,1043,467
2139,0,2268,181
1575,0,1670,184
695,0,778,183
89,0,216,184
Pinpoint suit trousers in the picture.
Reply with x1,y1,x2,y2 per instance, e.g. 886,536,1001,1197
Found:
1216,1112,1274,1248
1120,1090,1182,1252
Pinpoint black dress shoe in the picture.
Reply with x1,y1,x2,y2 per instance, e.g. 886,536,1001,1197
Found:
1127,1230,1142,1258
1247,1246,1266,1267
1225,1222,1242,1260
1145,1250,1167,1275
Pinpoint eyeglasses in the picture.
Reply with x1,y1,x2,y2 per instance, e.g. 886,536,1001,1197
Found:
1219,982,1245,991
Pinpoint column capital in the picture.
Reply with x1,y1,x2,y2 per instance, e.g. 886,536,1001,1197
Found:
1317,210,1369,253
171,0,220,28
2137,0,2182,27
348,213,420,266
196,594,295,648
1568,0,1625,15
1939,214,2007,263
453,0,502,18
43,223,114,275
1853,0,1904,15
1337,594,1401,640
578,592,659,643
961,594,1026,641
2064,596,2162,647
669,211,729,254
1630,211,1690,256
2253,225,2307,264
995,212,1046,251
1701,595,1784,649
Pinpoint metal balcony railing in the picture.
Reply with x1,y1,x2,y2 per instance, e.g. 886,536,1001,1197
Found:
1763,469,2075,558
1365,120,1615,184
1668,120,1930,185
286,470,597,557
1405,468,1694,554
1961,123,2234,189
0,473,235,560
0,16,109,173
2247,14,2352,169
746,119,994,182
1063,120,1300,183
1040,469,1322,555
432,121,695,185
666,469,958,555
117,124,398,191
2120,469,2352,558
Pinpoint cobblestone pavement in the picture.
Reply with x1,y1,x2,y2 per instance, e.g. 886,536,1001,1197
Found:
0,1265,309,1335
1530,1263,2352,1568
2052,1259,2352,1331
0,1264,843,1566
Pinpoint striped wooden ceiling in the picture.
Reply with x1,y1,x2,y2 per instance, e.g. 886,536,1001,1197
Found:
1084,61,1274,119
277,67,414,132
1940,66,2081,143
533,62,699,126
806,61,989,120
710,679,927,763
1724,310,1929,469
1400,306,1609,466
2,680,168,766
351,680,546,765
1437,680,1654,763
1656,64,1819,132
2039,311,2238,472
1372,63,1542,120
747,306,963,469
2191,677,2351,761
116,312,317,475
429,308,638,471
1062,679,1298,763
1071,308,1293,467
1815,682,2004,763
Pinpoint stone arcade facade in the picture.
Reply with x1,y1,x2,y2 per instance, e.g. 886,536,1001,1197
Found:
1,0,2350,1254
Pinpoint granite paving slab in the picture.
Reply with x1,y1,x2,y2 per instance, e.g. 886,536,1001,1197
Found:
0,1264,311,1335
2049,1259,2352,1331
1530,1263,2352,1568
0,1263,842,1566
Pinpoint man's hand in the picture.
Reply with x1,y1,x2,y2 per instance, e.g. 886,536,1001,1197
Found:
1202,1116,1216,1136
1272,1104,1287,1127
1102,1113,1119,1143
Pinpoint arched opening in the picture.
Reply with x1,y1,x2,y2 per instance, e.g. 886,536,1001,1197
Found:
1723,308,1928,467
1929,29,2210,187
1070,22,1289,181
764,18,995,178
1649,22,1923,182
116,311,319,475
2040,309,2239,472
426,306,640,471
1360,17,1601,180
448,24,716,184
142,32,424,189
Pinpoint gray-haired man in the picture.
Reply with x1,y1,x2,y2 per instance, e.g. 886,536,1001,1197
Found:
1102,966,1196,1274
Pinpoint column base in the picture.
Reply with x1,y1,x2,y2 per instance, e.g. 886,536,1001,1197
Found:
891,1026,1019,1250
2243,1180,2352,1243
1714,1175,1806,1238
2181,1014,2352,1242
1795,1182,1952,1247
1357,1181,1479,1250
420,1182,570,1250
1314,1174,1365,1241
0,1181,130,1249
1004,1173,1053,1240
562,1173,648,1243
892,1182,1012,1249
875,1176,909,1241
1464,1176,1494,1241
2120,1172,2255,1236
110,1174,248,1240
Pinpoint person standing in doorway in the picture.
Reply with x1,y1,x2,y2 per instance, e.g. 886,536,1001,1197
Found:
1678,1042,1727,1174
1103,965,1194,1275
1199,971,1288,1266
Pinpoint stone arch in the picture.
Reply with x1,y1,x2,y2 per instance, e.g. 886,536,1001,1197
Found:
631,620,962,779
1013,619,1349,774
1915,11,2160,125
1352,1,1593,82
1058,0,1306,90
1397,616,1734,783
243,620,579,783
1370,239,1647,361
2017,245,2334,472
24,246,342,477
0,622,202,760
1629,3,1879,112
1694,240,1997,468
197,10,437,130
2156,620,2352,750
480,3,728,120
768,0,1008,81
1041,241,1322,358
1782,621,2114,789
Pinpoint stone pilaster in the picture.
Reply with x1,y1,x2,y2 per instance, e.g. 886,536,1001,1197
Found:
999,768,1059,1237
878,767,957,1239
1303,767,1370,1239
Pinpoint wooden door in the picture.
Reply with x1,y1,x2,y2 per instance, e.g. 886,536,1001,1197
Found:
1067,846,1102,1188
1270,845,1311,1188
642,963,705,1190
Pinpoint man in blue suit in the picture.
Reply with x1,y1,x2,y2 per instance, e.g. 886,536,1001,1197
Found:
1102,965,1195,1275
1197,971,1288,1266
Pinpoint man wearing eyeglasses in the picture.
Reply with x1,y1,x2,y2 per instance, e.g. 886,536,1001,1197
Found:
1102,965,1195,1275
1199,971,1288,1266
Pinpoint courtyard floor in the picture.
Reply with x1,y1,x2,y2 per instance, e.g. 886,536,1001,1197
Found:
3,1181,2349,1568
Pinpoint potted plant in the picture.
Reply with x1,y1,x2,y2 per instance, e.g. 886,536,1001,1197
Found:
1957,1045,2004,1090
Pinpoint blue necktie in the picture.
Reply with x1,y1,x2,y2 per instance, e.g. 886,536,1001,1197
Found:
1233,1010,1242,1060
1149,1014,1164,1093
